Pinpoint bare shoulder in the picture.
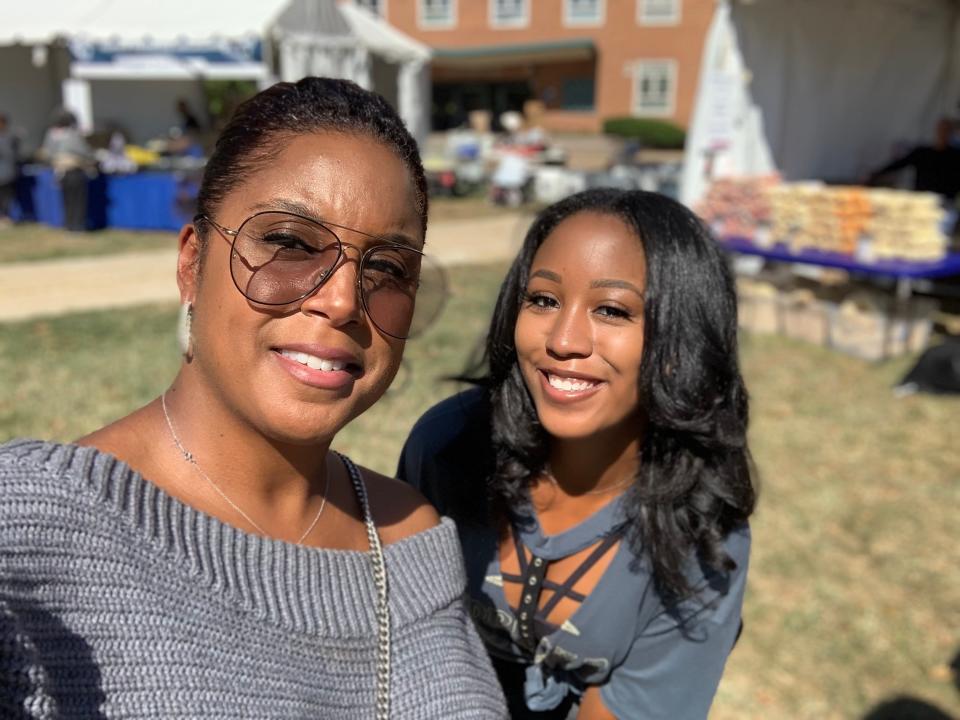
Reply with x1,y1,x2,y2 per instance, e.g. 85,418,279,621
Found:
76,422,127,455
74,403,158,474
358,466,441,546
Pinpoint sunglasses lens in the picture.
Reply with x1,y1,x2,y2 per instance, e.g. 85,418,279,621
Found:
230,212,340,304
361,246,447,339
223,211,446,339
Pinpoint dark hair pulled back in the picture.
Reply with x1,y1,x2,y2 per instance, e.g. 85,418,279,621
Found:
479,188,756,600
197,77,428,236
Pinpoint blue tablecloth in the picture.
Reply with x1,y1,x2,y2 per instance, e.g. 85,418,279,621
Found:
721,236,960,280
13,166,198,232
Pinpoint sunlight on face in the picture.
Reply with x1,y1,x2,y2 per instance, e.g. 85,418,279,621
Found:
514,211,647,443
188,132,422,445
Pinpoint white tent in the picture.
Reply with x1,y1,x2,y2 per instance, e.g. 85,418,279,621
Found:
681,0,960,205
275,1,431,144
0,0,431,152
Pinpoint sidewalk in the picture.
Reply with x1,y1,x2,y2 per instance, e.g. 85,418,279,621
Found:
0,212,533,323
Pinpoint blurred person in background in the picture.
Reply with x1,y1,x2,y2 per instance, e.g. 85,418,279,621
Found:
0,78,505,719
168,98,207,159
867,117,960,201
38,110,96,232
0,113,18,226
175,97,203,133
399,189,755,719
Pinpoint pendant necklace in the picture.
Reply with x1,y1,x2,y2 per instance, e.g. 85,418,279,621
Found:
160,392,328,544
543,465,634,497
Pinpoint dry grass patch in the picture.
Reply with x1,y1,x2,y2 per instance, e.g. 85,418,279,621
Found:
0,267,956,719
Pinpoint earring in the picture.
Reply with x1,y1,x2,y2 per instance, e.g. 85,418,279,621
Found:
177,302,194,359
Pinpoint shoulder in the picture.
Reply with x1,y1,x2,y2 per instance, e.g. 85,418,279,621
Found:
0,440,110,537
397,387,493,514
0,438,67,483
684,523,751,621
715,522,751,573
360,465,441,546
404,387,490,458
691,523,751,594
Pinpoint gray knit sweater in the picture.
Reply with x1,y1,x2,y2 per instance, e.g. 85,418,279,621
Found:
0,439,507,719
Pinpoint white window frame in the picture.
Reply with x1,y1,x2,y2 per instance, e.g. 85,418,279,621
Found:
628,59,678,117
418,0,457,29
355,0,387,18
637,0,682,26
563,0,605,27
489,0,530,29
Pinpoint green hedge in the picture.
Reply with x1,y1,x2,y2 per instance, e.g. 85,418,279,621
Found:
602,117,686,149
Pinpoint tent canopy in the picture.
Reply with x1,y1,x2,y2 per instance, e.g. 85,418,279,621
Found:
0,0,432,147
682,0,960,204
0,0,289,45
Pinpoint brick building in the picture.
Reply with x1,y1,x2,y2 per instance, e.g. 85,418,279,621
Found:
354,0,714,133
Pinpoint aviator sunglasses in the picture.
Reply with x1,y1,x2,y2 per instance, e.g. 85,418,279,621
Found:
196,210,447,340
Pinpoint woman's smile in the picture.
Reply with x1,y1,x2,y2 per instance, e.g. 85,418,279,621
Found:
538,368,605,403
272,344,364,391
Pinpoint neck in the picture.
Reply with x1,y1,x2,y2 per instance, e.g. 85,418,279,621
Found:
546,426,643,498
162,369,331,509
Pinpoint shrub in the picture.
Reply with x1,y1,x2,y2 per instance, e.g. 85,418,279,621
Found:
602,117,686,149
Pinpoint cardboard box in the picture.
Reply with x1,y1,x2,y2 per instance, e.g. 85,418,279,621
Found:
781,286,833,346
829,290,935,360
737,276,783,335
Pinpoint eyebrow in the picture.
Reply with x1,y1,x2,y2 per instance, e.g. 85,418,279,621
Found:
529,269,644,298
590,279,645,297
530,269,562,283
250,199,422,249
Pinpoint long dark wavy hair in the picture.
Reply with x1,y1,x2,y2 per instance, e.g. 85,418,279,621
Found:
477,188,756,601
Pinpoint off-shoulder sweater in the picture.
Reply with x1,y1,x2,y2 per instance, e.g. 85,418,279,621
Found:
0,439,507,719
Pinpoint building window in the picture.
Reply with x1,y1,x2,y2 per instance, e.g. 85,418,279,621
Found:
564,0,604,27
561,77,596,110
630,60,677,116
637,0,681,26
356,0,386,17
418,0,456,28
490,0,529,28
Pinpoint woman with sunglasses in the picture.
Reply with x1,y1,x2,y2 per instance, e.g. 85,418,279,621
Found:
0,78,505,718
398,189,756,719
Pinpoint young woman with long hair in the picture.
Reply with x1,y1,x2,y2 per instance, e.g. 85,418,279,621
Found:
399,188,756,719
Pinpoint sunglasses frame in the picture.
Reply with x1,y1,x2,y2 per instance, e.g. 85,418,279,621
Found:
194,211,445,340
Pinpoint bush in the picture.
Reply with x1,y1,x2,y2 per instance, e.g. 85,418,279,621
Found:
602,117,686,149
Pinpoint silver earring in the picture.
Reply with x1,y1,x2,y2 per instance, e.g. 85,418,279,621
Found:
177,302,194,359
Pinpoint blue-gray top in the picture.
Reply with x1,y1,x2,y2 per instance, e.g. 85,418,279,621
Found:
398,388,750,720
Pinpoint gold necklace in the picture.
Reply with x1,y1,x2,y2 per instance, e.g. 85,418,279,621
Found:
543,466,634,496
160,392,328,544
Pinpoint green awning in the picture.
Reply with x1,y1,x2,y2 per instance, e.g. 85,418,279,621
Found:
433,39,595,69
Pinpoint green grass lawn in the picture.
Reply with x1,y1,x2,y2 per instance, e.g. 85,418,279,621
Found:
0,263,957,719
0,224,177,264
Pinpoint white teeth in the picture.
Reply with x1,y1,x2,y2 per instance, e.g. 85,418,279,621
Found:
281,350,347,372
547,374,598,392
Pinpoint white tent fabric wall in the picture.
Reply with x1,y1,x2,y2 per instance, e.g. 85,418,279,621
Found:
338,2,432,146
0,45,65,154
397,59,431,147
278,34,371,89
682,0,960,206
269,1,432,145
